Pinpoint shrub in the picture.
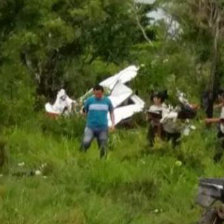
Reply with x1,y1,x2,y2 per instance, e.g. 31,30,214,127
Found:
41,114,85,140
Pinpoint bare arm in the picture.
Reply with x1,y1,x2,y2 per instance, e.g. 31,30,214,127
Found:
205,118,220,124
110,111,115,130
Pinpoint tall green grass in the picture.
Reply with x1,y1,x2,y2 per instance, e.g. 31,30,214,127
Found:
0,117,223,224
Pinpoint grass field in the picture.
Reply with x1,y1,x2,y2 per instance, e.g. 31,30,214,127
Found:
0,115,223,224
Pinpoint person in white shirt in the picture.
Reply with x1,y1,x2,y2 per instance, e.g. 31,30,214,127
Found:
148,90,198,147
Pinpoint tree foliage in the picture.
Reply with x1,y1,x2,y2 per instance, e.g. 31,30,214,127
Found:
0,0,155,125
1,0,224,125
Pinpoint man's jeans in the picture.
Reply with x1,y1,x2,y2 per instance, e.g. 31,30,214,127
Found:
81,127,108,158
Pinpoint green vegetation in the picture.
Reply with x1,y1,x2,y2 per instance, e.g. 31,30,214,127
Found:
0,116,223,224
1,0,224,223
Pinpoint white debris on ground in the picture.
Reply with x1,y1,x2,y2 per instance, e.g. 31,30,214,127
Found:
35,170,42,176
45,89,76,116
34,163,48,176
14,163,49,178
18,162,25,167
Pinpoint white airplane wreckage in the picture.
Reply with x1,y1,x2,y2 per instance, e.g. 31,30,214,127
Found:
45,65,197,136
45,65,145,126
45,89,76,117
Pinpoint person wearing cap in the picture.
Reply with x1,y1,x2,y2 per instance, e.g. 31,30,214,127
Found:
147,91,168,146
81,84,115,158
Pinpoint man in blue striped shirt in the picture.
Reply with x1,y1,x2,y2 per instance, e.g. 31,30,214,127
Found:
81,85,115,158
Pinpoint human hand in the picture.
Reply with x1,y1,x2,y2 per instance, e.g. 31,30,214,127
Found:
110,125,115,132
205,118,211,125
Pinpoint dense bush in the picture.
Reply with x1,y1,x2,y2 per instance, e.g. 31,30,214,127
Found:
41,114,85,140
